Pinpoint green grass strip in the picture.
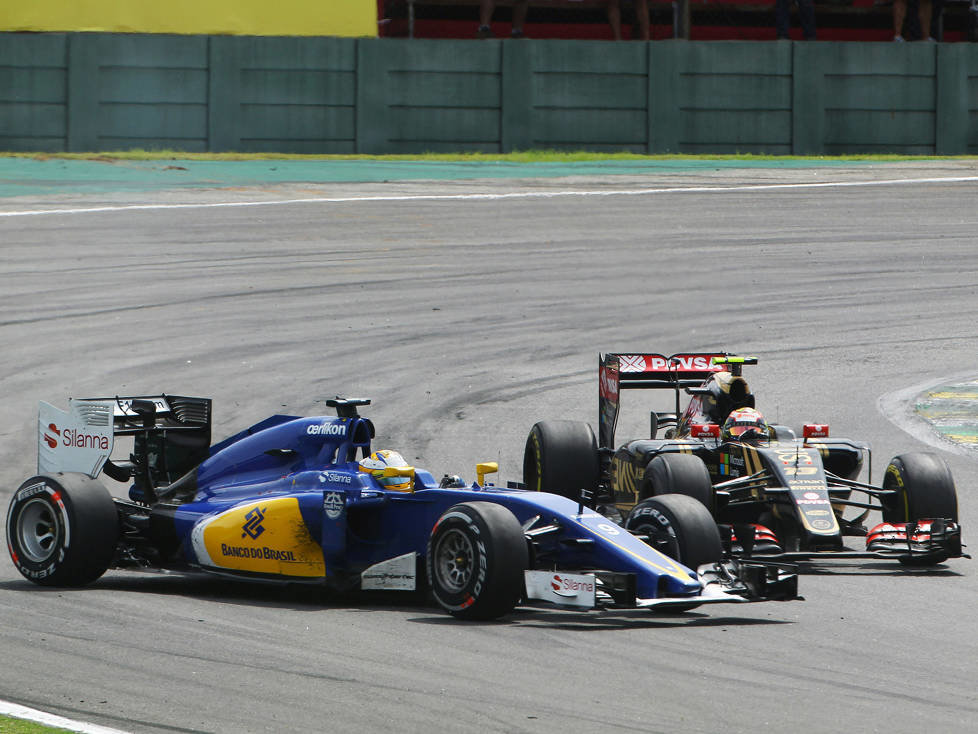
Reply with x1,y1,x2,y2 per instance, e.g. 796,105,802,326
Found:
3,150,974,163
0,714,78,734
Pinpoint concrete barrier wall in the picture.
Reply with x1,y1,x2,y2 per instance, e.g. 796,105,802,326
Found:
2,33,976,154
0,34,69,151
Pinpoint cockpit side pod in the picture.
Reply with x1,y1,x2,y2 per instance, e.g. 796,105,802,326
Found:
315,467,443,585
809,440,865,480
173,486,328,580
609,439,712,508
318,470,376,583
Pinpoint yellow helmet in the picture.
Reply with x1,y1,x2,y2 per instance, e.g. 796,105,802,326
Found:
359,450,415,491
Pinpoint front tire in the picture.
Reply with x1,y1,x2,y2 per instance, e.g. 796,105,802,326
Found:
7,474,119,586
640,453,715,516
624,494,724,612
625,494,723,572
523,420,599,501
881,452,958,523
427,502,528,620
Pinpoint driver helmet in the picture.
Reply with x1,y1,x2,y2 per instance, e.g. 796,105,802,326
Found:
359,449,415,491
721,407,769,442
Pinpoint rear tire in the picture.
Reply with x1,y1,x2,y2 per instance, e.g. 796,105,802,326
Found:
523,420,599,501
881,452,958,523
427,502,528,620
640,453,715,516
7,473,119,586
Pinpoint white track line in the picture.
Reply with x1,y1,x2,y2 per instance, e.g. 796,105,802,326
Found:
1,175,977,218
0,700,132,734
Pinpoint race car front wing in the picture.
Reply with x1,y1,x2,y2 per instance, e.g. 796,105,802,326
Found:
864,519,968,564
523,559,800,611
725,519,968,565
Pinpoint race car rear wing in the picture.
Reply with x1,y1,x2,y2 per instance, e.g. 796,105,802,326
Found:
599,353,730,449
38,395,211,484
92,395,211,435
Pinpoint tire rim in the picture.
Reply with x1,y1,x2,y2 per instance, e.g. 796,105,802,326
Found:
17,498,60,563
433,528,474,593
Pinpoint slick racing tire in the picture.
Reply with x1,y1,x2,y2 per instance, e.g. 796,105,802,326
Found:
625,494,723,573
427,502,528,620
7,474,119,586
640,453,715,516
523,420,599,502
881,452,958,524
624,494,723,613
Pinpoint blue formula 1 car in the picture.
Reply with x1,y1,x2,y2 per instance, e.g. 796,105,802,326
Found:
6,395,798,620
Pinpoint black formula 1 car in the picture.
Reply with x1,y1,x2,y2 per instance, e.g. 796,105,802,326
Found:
6,394,799,621
524,352,967,567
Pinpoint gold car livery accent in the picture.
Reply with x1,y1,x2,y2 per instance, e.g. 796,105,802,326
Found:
807,442,831,459
791,489,840,535
192,497,325,577
742,445,764,475
774,447,820,476
614,446,702,511
611,454,642,508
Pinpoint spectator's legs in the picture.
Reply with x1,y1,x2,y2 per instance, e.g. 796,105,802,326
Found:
893,0,908,38
635,0,651,39
513,0,529,32
479,0,495,26
918,0,933,37
798,0,817,38
775,0,791,38
606,0,623,39
930,0,944,38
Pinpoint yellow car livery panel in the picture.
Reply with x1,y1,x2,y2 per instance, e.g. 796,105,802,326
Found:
192,498,325,577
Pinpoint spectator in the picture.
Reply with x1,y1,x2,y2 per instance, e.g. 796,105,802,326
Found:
929,0,945,39
895,0,936,39
478,0,529,37
607,0,650,40
775,0,816,39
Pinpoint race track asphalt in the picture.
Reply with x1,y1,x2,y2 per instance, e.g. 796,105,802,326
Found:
1,157,977,733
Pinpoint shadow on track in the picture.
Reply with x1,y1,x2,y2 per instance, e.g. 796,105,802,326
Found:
792,561,964,577
0,572,427,614
0,572,796,629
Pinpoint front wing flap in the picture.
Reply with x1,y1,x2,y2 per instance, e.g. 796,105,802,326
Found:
523,559,800,611
734,520,968,565
679,559,801,605
864,519,969,563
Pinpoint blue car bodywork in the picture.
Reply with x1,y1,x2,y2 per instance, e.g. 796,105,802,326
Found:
7,395,798,619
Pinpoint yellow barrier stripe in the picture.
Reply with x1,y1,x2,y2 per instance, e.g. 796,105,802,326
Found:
0,0,377,37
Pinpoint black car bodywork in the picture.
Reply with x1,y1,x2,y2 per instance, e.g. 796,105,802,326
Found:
524,353,966,567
